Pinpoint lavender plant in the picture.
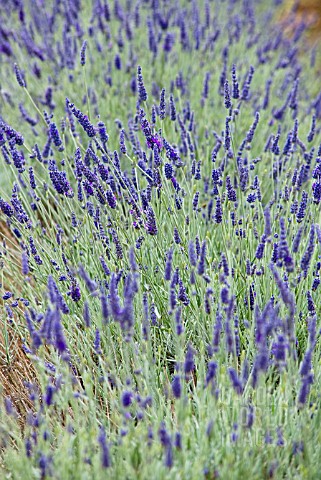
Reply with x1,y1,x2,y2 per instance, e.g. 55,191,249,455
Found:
0,0,321,478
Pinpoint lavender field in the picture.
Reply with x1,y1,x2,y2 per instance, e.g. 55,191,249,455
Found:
0,0,321,478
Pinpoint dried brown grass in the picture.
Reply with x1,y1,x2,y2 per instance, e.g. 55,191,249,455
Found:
280,0,321,40
0,220,38,426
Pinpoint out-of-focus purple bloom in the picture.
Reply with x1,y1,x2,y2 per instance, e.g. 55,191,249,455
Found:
94,329,102,355
167,222,178,246
255,237,266,260
197,240,206,275
164,444,173,469
263,207,271,237
228,368,243,394
164,247,173,281
246,405,255,429
53,308,67,354
205,361,217,387
175,306,184,335
22,252,29,275
272,334,288,365
178,279,189,306
184,344,195,375
78,264,97,293
300,224,315,277
4,397,17,417
101,294,109,324
97,427,111,468
44,384,55,407
121,391,133,407
83,301,91,327
169,94,176,121
292,226,303,253
213,308,222,352
269,263,295,336
307,114,316,143
163,32,175,53
188,240,197,267
171,375,181,398
174,432,182,450
2,291,13,300
158,422,171,448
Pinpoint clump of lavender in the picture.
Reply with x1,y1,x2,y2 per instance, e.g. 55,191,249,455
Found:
0,2,320,478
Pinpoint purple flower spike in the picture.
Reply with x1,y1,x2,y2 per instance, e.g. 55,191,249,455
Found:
137,65,148,102
70,281,81,302
83,301,91,327
188,240,197,267
66,98,96,137
184,344,195,375
121,391,133,408
49,122,63,148
300,224,315,277
94,329,102,355
164,248,173,281
171,375,181,398
228,367,243,395
0,199,14,217
97,427,111,468
97,121,109,144
159,88,166,119
14,63,26,87
231,64,239,99
80,40,87,66
224,79,231,109
53,309,67,354
197,240,206,275
145,205,158,235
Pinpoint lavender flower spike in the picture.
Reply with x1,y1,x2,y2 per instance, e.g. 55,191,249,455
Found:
14,63,26,87
137,65,148,102
145,206,158,235
80,40,87,66
97,427,111,468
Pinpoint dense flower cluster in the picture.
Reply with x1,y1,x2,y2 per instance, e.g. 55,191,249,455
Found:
0,0,320,478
